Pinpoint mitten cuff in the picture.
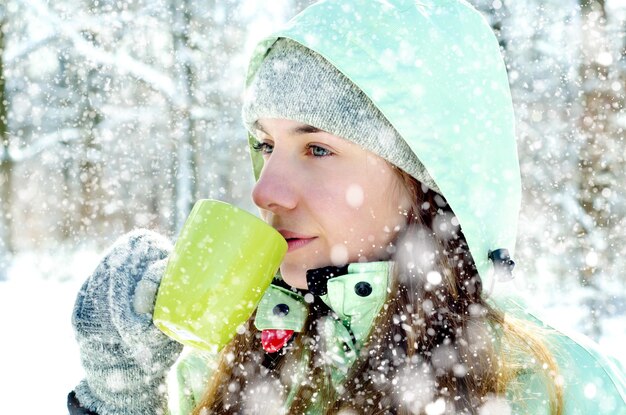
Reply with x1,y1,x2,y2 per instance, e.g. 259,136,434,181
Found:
74,374,169,415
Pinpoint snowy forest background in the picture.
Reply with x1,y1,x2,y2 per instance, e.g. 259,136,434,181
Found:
0,0,625,412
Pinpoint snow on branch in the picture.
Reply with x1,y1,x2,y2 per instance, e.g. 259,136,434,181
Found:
554,186,597,234
4,31,58,63
5,128,81,163
19,0,183,108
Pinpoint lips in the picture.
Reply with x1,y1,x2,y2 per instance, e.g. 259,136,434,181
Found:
277,229,317,253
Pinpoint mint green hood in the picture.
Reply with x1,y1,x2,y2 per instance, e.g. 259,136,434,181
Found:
244,0,521,294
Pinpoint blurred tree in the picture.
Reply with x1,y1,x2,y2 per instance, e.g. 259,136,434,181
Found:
575,0,626,339
577,0,610,286
78,36,105,236
169,0,197,231
0,9,10,280
1,0,267,253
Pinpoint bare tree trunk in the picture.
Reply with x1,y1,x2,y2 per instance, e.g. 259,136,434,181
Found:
78,65,104,235
171,0,197,233
577,0,611,282
0,15,12,280
577,0,612,340
57,50,79,241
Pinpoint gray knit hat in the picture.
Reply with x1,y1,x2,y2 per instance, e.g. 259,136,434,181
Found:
242,38,439,193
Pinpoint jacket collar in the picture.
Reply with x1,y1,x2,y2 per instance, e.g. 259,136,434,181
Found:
254,261,391,351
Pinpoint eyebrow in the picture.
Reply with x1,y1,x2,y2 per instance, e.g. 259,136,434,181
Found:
253,121,323,136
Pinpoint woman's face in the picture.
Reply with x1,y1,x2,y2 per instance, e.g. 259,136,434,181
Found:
251,118,412,289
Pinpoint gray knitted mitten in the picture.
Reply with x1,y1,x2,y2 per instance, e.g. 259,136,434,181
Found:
72,229,183,415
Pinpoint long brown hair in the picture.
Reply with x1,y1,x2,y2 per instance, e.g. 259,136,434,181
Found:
193,171,564,414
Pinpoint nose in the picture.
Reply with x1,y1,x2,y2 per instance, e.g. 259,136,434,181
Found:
251,155,298,213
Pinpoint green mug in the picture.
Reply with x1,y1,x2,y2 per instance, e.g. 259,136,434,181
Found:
153,199,287,352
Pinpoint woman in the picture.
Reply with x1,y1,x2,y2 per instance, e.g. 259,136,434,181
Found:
69,1,626,414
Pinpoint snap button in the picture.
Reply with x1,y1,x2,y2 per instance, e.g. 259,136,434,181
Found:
354,281,372,297
272,303,290,317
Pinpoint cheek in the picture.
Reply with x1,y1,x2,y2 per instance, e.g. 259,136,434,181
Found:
316,169,409,236
337,184,402,240
359,172,411,233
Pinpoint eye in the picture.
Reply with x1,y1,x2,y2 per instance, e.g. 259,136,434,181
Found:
251,141,274,155
306,144,333,157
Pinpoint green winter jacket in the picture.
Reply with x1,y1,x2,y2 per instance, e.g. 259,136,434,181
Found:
167,265,626,414
493,295,626,415
167,0,626,414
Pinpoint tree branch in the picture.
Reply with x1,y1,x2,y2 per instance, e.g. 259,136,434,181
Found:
7,128,81,163
18,0,183,108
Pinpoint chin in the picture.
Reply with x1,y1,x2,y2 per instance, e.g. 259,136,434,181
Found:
279,265,309,289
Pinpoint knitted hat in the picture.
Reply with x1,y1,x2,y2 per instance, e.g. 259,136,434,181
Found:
242,38,439,193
